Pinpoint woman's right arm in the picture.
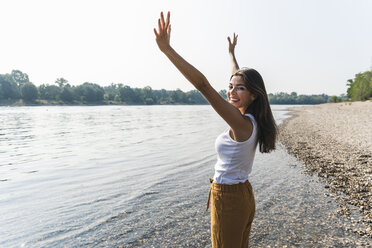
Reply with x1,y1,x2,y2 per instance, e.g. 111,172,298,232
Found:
228,33,239,75
154,12,252,140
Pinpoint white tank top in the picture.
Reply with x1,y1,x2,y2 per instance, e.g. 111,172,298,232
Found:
213,114,258,185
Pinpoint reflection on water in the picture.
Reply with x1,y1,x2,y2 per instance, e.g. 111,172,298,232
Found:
0,105,368,247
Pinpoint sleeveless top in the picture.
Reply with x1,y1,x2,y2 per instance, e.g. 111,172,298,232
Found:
212,114,258,185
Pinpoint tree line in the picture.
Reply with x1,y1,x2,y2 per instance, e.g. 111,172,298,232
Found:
346,69,372,101
268,92,331,104
0,69,350,105
0,70,210,105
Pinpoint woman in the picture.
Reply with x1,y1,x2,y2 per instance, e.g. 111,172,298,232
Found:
154,12,277,247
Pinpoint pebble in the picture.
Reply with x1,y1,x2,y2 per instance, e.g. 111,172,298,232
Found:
279,101,372,239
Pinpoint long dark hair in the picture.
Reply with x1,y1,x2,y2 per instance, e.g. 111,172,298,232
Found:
231,68,277,153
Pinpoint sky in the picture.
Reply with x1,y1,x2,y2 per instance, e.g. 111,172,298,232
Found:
1,0,372,95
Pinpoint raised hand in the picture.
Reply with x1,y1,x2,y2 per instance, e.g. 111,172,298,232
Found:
227,33,239,74
154,11,171,53
227,33,238,54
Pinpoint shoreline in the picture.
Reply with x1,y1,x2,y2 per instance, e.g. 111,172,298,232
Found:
279,101,372,238
0,99,212,107
0,100,315,107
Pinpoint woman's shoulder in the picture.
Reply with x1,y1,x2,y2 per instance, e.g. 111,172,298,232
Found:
243,114,257,136
244,113,256,125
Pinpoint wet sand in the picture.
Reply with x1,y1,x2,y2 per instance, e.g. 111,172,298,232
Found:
279,101,372,239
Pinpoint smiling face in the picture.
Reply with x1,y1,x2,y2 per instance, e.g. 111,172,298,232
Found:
227,75,256,114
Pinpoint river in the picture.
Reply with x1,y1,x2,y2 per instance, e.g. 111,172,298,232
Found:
0,105,368,247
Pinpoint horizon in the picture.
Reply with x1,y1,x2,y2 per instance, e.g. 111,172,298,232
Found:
1,0,371,96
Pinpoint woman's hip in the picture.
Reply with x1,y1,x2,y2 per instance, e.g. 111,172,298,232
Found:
208,179,255,214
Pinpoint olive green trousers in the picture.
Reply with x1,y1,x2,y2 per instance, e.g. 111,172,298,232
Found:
207,179,255,248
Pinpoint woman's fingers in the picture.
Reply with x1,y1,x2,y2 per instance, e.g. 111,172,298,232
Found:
154,28,159,37
228,33,238,45
233,33,238,45
160,12,164,30
228,33,238,53
160,12,168,31
160,11,170,33
158,18,162,33
154,11,171,51
156,11,171,36
165,11,170,30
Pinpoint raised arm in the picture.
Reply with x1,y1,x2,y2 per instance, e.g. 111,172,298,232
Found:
154,12,208,92
227,33,239,75
154,12,252,140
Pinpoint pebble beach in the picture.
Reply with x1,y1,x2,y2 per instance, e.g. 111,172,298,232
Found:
279,101,372,239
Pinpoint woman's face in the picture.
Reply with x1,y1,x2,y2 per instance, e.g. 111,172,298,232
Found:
227,76,256,113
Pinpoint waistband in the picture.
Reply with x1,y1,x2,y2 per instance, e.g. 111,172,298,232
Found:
211,180,251,192
206,178,252,211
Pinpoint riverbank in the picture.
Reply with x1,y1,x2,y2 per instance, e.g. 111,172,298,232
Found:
279,101,372,238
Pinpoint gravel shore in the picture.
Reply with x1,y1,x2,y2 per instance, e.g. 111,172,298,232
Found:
279,101,372,238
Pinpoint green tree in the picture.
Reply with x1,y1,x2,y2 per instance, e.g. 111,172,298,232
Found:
21,82,39,102
153,89,169,104
350,71,372,100
329,95,342,103
119,85,136,103
142,86,155,105
55,78,68,88
346,70,372,101
132,88,145,104
186,90,207,104
103,83,119,101
168,89,187,103
75,82,104,102
346,79,353,99
38,84,61,100
0,83,3,99
219,89,227,100
0,74,20,99
60,86,74,102
11,70,29,87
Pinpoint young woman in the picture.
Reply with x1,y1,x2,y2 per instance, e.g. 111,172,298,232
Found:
154,12,277,247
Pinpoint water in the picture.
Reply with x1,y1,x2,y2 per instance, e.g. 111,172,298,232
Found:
0,105,369,247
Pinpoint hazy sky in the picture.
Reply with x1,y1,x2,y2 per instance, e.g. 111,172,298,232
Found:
1,0,371,95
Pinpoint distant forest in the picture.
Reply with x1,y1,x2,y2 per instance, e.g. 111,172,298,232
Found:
0,69,361,106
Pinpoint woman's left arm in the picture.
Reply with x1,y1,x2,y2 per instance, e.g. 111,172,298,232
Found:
228,33,239,75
